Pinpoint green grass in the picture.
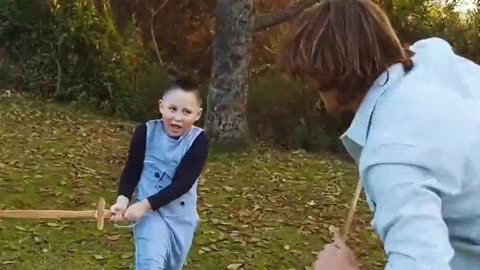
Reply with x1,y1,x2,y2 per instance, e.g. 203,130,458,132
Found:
0,96,386,270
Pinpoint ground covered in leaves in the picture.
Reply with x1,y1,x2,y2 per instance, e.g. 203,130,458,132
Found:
0,96,385,270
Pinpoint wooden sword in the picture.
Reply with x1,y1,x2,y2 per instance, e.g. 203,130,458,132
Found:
0,197,112,230
340,179,363,239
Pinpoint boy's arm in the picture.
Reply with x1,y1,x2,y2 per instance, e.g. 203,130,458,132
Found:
117,124,146,201
146,131,209,211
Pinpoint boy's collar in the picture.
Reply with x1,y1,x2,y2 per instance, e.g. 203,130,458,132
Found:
340,63,406,147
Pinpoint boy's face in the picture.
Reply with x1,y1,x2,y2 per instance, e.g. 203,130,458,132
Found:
159,88,202,137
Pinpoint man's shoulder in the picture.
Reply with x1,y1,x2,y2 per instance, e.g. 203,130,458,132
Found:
369,78,469,146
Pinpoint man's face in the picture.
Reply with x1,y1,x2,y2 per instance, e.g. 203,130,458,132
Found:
318,90,341,115
159,88,202,137
307,78,339,114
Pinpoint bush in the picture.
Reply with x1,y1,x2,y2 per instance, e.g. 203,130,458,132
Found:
0,0,145,117
0,55,14,90
249,70,348,153
129,64,171,121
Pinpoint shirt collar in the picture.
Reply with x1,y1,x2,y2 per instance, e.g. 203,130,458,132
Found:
340,63,406,147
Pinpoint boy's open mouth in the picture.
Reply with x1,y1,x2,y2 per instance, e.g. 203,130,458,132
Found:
170,123,182,131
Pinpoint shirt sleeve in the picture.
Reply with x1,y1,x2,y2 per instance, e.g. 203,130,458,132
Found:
147,131,209,211
117,123,146,200
361,144,454,270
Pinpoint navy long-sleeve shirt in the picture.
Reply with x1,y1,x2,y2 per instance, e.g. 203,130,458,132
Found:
117,123,209,211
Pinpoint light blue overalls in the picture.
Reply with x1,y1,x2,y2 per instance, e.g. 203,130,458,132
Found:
341,38,480,270
133,119,203,270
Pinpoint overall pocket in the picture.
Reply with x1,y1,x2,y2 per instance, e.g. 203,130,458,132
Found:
137,161,173,200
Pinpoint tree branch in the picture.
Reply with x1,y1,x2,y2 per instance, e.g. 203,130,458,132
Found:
149,0,170,66
254,0,321,31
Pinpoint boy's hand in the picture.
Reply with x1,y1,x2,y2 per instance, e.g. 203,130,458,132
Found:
313,232,358,270
110,195,129,223
123,200,151,222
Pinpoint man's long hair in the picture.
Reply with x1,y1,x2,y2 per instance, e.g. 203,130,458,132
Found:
280,0,413,107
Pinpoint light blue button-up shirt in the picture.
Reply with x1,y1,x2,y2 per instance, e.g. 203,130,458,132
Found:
341,38,480,270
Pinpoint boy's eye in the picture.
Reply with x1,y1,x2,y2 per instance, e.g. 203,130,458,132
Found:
169,107,177,111
183,109,192,114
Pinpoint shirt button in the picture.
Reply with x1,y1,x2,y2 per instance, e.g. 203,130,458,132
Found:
154,172,160,178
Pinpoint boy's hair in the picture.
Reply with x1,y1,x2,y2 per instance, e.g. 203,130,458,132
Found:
279,0,413,107
164,76,202,106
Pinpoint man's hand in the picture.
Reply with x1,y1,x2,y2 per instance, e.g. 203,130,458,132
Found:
123,200,152,222
313,232,359,270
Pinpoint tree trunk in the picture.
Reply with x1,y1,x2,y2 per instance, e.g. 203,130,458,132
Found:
205,0,253,149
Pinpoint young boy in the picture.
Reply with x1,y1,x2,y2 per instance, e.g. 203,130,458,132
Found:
279,0,480,270
109,76,209,270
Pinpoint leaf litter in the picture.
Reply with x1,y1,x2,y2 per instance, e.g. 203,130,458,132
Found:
0,97,385,269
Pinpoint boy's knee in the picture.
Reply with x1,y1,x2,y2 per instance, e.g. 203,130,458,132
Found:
136,256,167,270
135,238,169,269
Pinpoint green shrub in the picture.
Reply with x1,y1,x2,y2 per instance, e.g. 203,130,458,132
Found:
0,57,14,90
0,0,145,117
130,64,171,121
249,70,348,153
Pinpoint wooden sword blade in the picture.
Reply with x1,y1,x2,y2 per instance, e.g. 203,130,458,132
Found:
0,210,99,219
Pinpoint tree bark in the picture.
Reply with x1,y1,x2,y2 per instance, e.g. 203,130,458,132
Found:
255,0,320,31
205,0,253,149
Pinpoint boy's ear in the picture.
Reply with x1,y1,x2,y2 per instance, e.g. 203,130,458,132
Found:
158,99,164,113
196,107,203,121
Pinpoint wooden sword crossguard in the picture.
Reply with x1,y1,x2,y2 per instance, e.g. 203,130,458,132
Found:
0,198,112,230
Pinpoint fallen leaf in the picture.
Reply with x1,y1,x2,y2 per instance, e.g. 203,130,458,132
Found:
200,247,212,253
120,253,133,259
227,263,243,270
107,235,121,241
15,225,30,232
93,254,104,260
223,186,235,192
2,261,18,265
